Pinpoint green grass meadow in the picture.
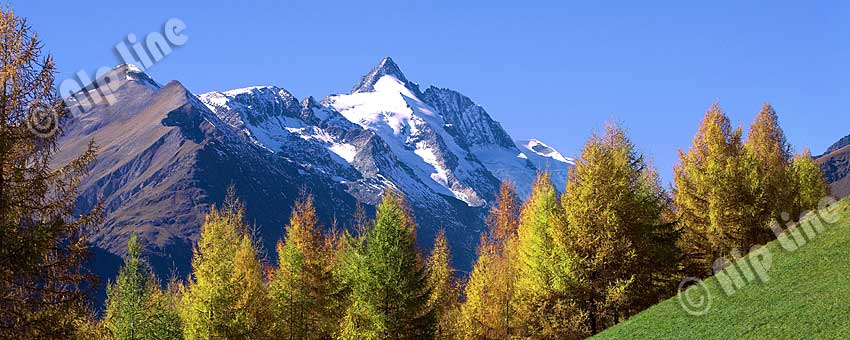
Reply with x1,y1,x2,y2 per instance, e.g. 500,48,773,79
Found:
595,199,850,339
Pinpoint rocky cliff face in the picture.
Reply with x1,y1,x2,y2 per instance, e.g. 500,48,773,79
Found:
817,134,850,199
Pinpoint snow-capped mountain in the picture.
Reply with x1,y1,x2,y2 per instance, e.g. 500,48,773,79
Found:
325,58,500,207
517,139,574,191
56,58,572,286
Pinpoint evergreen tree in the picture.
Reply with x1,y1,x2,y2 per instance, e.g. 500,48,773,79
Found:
0,7,101,338
269,194,336,340
105,234,156,339
149,278,184,340
790,149,831,218
512,173,587,339
562,123,680,334
674,103,758,276
338,191,434,340
425,230,459,340
105,234,183,340
460,181,520,339
180,188,269,340
744,103,795,243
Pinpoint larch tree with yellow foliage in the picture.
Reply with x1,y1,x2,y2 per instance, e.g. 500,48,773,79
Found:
268,194,337,340
790,148,831,218
674,103,758,276
179,188,270,340
0,7,103,338
512,173,587,339
744,103,795,244
562,123,680,334
425,230,460,340
460,181,521,339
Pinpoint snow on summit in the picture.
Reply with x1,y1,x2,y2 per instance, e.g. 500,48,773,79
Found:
327,63,492,207
198,57,572,206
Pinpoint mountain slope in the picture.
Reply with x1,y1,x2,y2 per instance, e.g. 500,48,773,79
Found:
55,58,573,286
196,57,573,262
817,135,850,199
594,198,850,339
56,65,360,278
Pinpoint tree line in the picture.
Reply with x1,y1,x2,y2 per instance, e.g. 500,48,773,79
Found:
0,6,831,340
83,106,829,340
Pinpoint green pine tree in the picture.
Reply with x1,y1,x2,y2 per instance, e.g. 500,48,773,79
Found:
337,191,434,340
512,173,587,339
104,234,183,340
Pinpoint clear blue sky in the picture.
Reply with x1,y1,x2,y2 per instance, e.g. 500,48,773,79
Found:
14,0,849,184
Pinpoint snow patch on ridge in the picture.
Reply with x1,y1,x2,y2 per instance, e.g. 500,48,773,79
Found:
516,138,573,191
198,89,357,167
521,139,574,164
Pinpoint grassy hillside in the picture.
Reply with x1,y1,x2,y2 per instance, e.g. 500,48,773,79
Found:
595,198,850,340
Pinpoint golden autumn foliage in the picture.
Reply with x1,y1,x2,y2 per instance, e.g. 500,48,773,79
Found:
674,104,758,276
268,194,338,340
0,7,102,338
179,188,270,340
2,4,838,340
676,103,832,277
426,230,461,340
461,182,521,339
563,123,679,334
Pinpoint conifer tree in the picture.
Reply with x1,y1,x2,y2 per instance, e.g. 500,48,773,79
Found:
149,278,184,340
180,188,269,340
460,182,520,339
426,230,459,340
790,149,830,218
105,235,150,339
105,234,184,340
674,103,758,276
744,103,795,243
512,173,586,339
459,237,499,340
338,191,434,340
485,181,521,243
0,7,101,338
562,123,680,333
269,194,336,340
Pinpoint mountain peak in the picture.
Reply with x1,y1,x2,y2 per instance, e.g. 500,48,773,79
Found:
823,134,850,156
110,63,160,89
351,56,413,94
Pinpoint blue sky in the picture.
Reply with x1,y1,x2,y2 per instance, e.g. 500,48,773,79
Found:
14,0,849,184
